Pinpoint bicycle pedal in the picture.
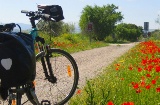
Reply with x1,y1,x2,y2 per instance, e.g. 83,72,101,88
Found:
41,100,51,105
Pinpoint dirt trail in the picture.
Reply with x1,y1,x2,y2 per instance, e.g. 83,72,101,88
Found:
71,42,138,88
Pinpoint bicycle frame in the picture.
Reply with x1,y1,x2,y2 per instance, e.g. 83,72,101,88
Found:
29,18,57,84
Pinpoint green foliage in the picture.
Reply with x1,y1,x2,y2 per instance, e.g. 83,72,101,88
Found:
79,4,123,41
115,23,143,41
149,30,160,40
39,33,109,53
104,35,115,43
37,20,75,36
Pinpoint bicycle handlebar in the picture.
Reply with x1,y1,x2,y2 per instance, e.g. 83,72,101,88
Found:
21,10,29,14
21,10,53,21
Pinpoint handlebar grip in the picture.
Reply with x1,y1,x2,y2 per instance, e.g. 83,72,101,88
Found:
21,10,29,13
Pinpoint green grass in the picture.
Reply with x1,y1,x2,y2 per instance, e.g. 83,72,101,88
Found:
38,33,109,53
68,40,160,105
37,32,160,104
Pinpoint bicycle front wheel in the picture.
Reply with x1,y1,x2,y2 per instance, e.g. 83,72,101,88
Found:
35,48,79,105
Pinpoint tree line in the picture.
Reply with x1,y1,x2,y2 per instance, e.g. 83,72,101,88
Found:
38,4,143,42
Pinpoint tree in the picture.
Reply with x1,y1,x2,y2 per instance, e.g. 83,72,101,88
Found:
115,23,143,41
37,20,75,36
79,4,123,40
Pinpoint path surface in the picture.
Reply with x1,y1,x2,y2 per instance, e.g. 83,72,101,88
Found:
1,43,138,105
71,42,138,88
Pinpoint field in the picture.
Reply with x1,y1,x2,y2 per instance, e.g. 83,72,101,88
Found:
69,40,160,105
37,32,160,105
35,33,109,54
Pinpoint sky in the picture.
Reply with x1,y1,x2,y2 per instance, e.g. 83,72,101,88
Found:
0,0,160,29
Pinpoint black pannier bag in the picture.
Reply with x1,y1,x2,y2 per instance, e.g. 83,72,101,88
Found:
38,5,64,22
0,32,36,100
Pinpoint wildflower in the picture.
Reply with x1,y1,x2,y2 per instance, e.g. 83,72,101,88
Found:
147,65,153,72
140,81,146,87
116,67,119,71
107,101,114,105
121,78,124,80
116,63,120,66
145,85,151,90
129,65,133,70
131,82,135,85
156,87,160,92
156,65,160,72
136,89,141,93
152,79,156,85
133,83,139,89
121,102,134,105
146,74,151,78
138,67,142,72
76,89,81,94
141,59,147,65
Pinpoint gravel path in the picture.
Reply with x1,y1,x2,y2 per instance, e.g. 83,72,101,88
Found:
1,42,138,105
71,42,138,88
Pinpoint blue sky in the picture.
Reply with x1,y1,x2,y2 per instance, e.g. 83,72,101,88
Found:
0,0,160,29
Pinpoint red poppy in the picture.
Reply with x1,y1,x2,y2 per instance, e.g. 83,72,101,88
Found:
136,89,141,93
141,59,147,65
129,65,133,70
145,85,151,90
116,64,120,66
156,65,160,72
140,81,146,87
107,101,114,105
151,80,156,85
138,67,142,72
147,65,153,72
156,87,160,92
116,67,119,71
121,102,134,105
146,74,151,78
133,83,139,89
76,89,81,94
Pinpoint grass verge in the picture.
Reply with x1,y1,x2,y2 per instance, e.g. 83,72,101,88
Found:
36,33,109,53
69,40,160,105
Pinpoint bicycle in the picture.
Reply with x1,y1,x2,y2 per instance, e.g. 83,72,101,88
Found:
0,5,79,105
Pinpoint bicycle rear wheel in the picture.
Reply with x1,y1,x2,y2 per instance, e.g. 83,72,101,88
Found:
35,48,79,105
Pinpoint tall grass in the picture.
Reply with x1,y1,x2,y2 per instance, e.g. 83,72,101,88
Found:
38,33,109,53
69,40,160,105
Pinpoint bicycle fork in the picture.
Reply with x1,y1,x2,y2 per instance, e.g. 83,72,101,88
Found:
41,55,57,83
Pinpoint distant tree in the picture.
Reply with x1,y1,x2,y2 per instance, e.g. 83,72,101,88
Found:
37,20,75,36
79,4,123,40
155,15,160,25
115,23,143,41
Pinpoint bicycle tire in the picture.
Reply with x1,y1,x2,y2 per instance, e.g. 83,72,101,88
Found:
35,48,79,105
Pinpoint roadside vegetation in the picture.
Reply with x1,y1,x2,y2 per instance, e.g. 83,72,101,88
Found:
36,33,109,54
36,4,143,53
68,31,160,105
34,3,159,105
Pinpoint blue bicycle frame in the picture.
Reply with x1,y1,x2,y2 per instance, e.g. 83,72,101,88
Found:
29,28,38,40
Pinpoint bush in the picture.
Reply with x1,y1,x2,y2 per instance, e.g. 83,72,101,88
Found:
104,35,114,43
115,23,143,42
